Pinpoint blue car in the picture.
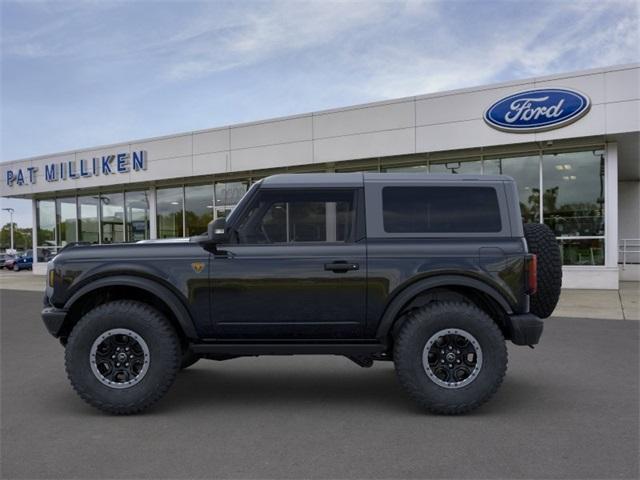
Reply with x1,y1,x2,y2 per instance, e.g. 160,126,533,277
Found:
12,250,34,271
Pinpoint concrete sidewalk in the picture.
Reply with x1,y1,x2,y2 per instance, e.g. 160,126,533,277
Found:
1,270,638,320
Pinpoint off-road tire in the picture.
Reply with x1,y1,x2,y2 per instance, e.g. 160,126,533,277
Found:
523,223,562,319
65,300,181,414
394,301,507,415
180,349,200,370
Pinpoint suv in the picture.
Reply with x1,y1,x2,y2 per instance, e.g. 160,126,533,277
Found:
42,173,562,415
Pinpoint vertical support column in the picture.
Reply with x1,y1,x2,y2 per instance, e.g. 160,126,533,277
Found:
605,143,619,272
31,198,38,274
149,187,157,239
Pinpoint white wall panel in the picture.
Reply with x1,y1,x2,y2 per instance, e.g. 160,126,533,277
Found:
535,104,607,142
230,141,313,171
605,68,640,103
534,73,606,105
313,101,414,139
416,119,535,152
131,156,192,182
193,129,229,154
130,134,192,161
230,116,312,150
314,128,414,163
606,100,640,134
416,84,534,126
193,151,228,175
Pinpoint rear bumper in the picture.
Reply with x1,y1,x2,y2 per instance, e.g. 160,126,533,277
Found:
507,313,543,346
42,307,68,337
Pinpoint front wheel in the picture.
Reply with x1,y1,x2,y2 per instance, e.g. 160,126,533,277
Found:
394,302,507,415
12,264,19,271
65,300,181,414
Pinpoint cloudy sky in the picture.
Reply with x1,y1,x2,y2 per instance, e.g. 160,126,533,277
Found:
1,0,639,227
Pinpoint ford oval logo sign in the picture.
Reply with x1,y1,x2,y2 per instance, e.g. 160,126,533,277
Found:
484,88,590,133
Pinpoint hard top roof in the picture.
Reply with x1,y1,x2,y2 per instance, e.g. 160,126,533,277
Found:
260,172,514,188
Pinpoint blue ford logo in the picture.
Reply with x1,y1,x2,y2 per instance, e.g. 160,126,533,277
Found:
484,88,590,132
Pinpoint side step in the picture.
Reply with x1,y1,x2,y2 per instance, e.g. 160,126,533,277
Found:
190,342,387,356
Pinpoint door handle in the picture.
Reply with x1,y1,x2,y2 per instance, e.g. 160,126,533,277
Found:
324,261,359,273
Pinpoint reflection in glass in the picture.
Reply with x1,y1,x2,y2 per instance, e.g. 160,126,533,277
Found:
78,195,99,243
56,197,77,246
157,187,184,238
542,151,605,237
125,191,150,242
385,164,428,173
559,238,605,265
484,155,540,223
101,193,124,243
36,200,56,248
185,184,214,236
214,181,247,219
430,159,481,174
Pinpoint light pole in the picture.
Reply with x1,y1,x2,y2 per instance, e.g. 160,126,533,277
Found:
2,207,15,251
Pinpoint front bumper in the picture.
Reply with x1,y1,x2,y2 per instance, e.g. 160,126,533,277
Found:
507,313,543,346
42,306,68,337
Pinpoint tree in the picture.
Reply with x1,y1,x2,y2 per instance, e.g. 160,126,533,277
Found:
0,223,32,251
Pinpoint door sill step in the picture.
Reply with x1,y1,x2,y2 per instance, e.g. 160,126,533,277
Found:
190,342,387,356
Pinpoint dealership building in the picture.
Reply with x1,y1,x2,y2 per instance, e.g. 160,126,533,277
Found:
1,63,638,289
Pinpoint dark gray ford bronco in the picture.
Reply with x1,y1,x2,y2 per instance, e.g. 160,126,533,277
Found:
42,173,562,414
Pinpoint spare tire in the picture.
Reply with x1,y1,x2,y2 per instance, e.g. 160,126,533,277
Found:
523,223,562,319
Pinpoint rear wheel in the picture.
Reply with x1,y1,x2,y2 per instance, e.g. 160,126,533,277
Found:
394,302,507,414
65,300,181,414
523,223,562,318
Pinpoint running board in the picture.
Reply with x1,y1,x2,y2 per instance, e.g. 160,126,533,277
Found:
190,342,387,356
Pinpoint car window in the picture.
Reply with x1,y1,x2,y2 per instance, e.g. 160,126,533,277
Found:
236,189,356,244
382,186,502,233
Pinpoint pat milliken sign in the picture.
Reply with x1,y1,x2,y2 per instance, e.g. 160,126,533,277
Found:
4,150,147,187
484,88,591,133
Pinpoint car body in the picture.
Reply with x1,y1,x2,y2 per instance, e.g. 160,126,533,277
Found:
42,173,561,414
11,250,35,271
0,253,16,269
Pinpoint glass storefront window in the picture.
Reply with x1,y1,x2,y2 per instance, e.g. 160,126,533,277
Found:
101,193,124,243
36,199,56,250
157,187,184,238
185,184,214,237
78,195,100,243
125,191,150,242
542,151,605,237
56,197,77,246
559,238,605,266
385,164,428,173
214,181,247,219
484,155,540,223
430,159,482,174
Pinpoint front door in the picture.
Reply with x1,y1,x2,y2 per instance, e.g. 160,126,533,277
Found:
210,188,366,339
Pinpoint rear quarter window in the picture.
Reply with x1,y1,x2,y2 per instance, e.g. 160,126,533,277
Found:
382,186,502,233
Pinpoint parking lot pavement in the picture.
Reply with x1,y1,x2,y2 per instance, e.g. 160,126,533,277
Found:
0,269,46,292
1,290,638,480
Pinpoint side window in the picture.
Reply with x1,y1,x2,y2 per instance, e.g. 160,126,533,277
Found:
382,186,502,233
236,190,357,244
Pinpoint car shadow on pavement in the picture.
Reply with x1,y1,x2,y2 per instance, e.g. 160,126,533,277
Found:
150,362,541,416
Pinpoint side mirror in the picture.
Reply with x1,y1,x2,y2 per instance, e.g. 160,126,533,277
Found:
207,217,229,244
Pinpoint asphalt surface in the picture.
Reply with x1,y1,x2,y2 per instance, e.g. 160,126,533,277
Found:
1,290,638,479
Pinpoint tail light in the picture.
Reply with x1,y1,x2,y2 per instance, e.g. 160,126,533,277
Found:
526,254,537,295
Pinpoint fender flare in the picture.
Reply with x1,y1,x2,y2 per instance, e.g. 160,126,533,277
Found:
63,275,198,339
375,275,513,339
